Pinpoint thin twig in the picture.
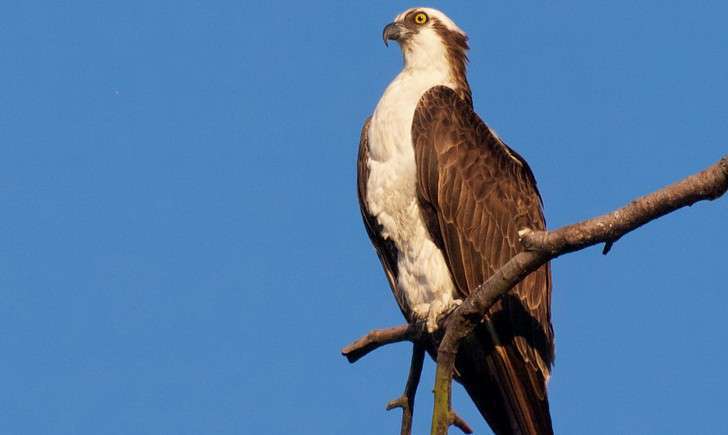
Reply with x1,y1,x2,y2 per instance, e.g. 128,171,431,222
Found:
341,324,420,363
449,411,474,434
385,343,425,435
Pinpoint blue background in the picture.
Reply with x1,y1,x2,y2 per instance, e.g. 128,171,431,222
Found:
2,1,727,434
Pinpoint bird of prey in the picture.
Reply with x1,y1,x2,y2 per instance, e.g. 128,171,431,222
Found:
357,8,554,434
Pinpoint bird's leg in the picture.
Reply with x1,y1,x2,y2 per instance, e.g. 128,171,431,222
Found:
386,342,425,435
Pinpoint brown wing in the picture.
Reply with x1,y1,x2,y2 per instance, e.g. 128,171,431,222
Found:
357,117,412,320
413,86,554,435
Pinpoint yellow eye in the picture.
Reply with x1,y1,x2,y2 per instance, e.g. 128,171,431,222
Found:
414,12,428,25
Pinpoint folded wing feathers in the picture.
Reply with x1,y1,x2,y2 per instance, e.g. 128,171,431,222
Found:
412,86,554,434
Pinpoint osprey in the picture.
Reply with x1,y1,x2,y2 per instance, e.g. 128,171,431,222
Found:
357,8,554,435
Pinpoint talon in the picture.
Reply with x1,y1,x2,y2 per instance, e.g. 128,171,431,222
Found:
518,228,532,240
448,299,463,311
417,299,463,333
427,310,439,333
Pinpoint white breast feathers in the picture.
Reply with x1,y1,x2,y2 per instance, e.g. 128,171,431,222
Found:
365,68,461,332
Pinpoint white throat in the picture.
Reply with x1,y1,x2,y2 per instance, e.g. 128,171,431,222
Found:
368,31,454,162
402,27,452,72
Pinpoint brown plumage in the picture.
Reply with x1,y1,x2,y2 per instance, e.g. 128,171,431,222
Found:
415,86,553,434
357,8,554,434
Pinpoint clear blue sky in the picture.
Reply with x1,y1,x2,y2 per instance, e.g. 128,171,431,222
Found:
1,1,727,434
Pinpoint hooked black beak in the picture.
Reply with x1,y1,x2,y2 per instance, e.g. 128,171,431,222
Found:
382,22,406,47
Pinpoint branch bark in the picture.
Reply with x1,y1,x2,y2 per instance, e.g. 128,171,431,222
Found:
385,343,425,435
343,332,474,434
341,323,421,363
430,155,728,434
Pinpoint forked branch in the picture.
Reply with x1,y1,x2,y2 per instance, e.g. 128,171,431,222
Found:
430,155,728,434
343,331,473,435
385,344,425,435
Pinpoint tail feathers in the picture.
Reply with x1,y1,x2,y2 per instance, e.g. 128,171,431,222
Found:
455,325,553,435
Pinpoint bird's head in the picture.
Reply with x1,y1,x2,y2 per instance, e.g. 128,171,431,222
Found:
382,8,471,103
383,8,469,72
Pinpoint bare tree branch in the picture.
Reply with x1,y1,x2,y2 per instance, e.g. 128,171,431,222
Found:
344,332,474,435
429,155,728,434
448,411,473,434
341,324,421,363
385,343,425,435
